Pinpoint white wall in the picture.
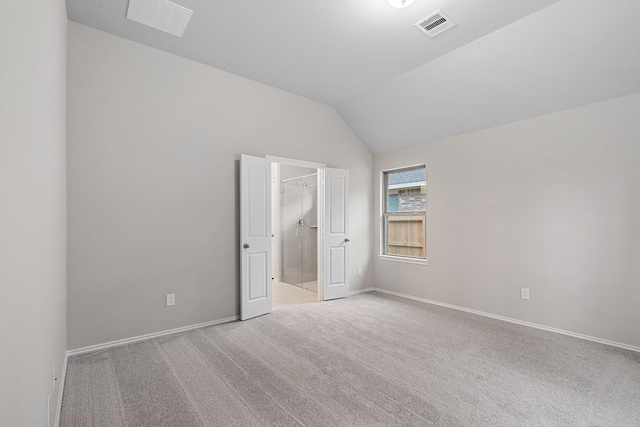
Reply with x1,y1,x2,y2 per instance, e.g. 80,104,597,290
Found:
67,22,373,350
0,1,67,426
374,93,640,348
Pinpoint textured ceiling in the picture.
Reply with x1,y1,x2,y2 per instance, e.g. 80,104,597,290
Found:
66,0,640,153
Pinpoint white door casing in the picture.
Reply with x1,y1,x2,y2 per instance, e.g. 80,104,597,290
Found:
270,163,280,283
322,167,349,300
240,154,272,320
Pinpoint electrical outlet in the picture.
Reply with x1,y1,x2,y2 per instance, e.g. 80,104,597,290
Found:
357,267,362,276
521,288,530,300
166,293,175,306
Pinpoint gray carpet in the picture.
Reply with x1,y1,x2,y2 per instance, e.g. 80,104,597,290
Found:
60,292,640,426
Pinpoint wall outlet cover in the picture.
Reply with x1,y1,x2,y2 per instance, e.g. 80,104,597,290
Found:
166,293,175,306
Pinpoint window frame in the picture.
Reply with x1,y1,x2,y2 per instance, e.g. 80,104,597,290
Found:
379,164,429,265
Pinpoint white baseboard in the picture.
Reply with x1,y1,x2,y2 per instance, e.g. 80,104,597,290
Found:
370,288,640,353
67,316,240,356
349,287,375,296
53,351,68,427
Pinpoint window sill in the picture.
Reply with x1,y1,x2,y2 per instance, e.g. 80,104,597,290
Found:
378,255,429,266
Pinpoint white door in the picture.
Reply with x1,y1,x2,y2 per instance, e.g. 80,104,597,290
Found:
322,168,349,300
240,154,272,320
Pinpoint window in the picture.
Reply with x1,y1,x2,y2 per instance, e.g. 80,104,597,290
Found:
382,165,426,260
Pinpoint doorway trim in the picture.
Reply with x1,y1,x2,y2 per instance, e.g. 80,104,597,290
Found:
267,155,325,170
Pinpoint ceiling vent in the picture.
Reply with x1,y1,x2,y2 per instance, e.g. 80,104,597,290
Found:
126,0,193,37
415,10,455,38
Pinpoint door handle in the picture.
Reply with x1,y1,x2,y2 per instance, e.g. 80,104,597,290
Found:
344,238,350,243
243,243,250,249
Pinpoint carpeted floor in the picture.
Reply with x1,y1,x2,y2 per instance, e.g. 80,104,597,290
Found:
60,292,640,426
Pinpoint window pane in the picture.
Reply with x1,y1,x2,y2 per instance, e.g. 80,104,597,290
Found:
385,213,426,258
386,167,426,212
387,193,399,212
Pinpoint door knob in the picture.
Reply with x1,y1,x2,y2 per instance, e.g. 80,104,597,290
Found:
344,238,350,243
243,243,250,249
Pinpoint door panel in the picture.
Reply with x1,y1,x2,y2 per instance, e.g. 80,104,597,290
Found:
248,166,267,238
240,154,272,320
248,252,268,300
323,168,349,300
329,247,345,286
329,177,345,234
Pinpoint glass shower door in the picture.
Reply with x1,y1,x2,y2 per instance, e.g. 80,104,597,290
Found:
280,174,318,291
281,179,303,287
301,176,317,292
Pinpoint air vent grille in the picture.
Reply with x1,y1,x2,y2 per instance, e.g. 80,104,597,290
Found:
415,10,455,38
126,0,193,37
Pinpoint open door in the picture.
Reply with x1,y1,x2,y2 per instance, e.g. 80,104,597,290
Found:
322,168,349,300
240,154,272,320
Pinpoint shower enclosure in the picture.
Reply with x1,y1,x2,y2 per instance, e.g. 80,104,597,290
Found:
280,166,318,292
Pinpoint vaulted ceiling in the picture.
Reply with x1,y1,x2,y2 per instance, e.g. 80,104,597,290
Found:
66,0,640,153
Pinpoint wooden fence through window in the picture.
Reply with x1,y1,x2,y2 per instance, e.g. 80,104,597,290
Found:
386,214,425,258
